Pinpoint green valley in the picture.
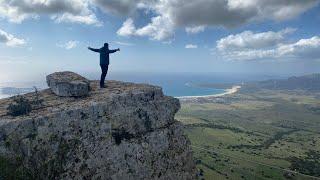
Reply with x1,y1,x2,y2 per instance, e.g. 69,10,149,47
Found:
177,83,320,180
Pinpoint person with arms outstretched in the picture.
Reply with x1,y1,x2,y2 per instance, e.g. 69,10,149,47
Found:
88,43,120,88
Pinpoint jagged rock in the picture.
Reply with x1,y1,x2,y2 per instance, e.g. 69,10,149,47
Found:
46,71,90,97
0,78,196,180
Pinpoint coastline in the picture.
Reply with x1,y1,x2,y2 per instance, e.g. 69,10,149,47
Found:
176,85,241,99
0,84,242,100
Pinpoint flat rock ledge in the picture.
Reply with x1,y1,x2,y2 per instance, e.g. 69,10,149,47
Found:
0,76,196,180
46,71,90,97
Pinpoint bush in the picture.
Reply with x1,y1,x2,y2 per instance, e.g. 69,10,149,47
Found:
7,96,32,116
30,86,44,109
7,86,45,117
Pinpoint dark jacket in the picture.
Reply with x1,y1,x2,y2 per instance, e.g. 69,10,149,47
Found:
89,47,118,65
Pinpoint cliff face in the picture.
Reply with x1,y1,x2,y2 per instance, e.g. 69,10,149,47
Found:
0,78,196,179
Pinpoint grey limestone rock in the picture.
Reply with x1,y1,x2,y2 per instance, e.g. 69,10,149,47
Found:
46,71,90,97
0,75,196,180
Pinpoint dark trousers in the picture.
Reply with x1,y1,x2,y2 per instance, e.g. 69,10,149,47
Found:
100,64,109,87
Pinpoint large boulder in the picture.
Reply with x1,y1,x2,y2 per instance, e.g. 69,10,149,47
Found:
46,71,90,97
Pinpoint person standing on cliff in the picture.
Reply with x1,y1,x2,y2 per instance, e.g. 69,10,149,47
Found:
88,43,120,88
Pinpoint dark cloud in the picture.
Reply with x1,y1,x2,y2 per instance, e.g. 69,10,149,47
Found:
117,0,319,40
157,0,319,28
0,0,100,25
93,0,141,16
8,0,82,14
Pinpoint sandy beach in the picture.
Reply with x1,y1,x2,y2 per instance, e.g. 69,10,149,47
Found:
177,85,241,99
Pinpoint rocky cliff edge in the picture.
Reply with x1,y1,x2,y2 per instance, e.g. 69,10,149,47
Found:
0,72,196,180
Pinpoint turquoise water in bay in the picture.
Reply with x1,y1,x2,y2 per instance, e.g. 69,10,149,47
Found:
162,82,225,97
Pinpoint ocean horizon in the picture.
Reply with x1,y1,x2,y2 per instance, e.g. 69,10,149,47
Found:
0,72,284,99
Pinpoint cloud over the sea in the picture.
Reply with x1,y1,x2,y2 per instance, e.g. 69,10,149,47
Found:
0,0,101,25
0,29,26,47
1,0,318,41
216,28,320,61
117,0,319,40
117,17,174,41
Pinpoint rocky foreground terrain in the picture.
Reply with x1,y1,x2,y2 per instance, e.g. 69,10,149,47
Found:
0,72,196,180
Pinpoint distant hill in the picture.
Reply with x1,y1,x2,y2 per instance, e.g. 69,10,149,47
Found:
247,73,320,91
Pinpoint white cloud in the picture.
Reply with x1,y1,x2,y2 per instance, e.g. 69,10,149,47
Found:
220,49,277,61
217,28,296,51
52,13,101,26
278,36,320,59
186,26,206,34
117,16,174,41
57,40,79,50
185,44,198,49
0,29,26,47
135,16,174,41
0,0,101,25
117,18,136,37
114,41,134,46
115,0,318,41
216,29,320,61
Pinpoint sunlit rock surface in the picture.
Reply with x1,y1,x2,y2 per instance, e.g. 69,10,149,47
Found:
46,71,90,97
0,74,196,180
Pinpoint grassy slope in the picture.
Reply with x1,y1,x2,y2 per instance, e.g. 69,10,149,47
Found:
176,89,320,180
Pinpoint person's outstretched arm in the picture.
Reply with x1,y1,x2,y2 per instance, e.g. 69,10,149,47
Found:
108,48,120,54
88,47,100,53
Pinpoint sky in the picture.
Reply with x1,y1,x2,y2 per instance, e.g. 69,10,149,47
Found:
0,0,320,82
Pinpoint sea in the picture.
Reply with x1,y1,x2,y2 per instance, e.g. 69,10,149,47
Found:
0,72,283,99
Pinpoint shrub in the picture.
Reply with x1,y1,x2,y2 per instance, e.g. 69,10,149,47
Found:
7,86,45,117
31,86,44,109
7,96,32,116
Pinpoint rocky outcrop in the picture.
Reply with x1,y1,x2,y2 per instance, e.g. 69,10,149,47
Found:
46,71,90,97
0,73,196,180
